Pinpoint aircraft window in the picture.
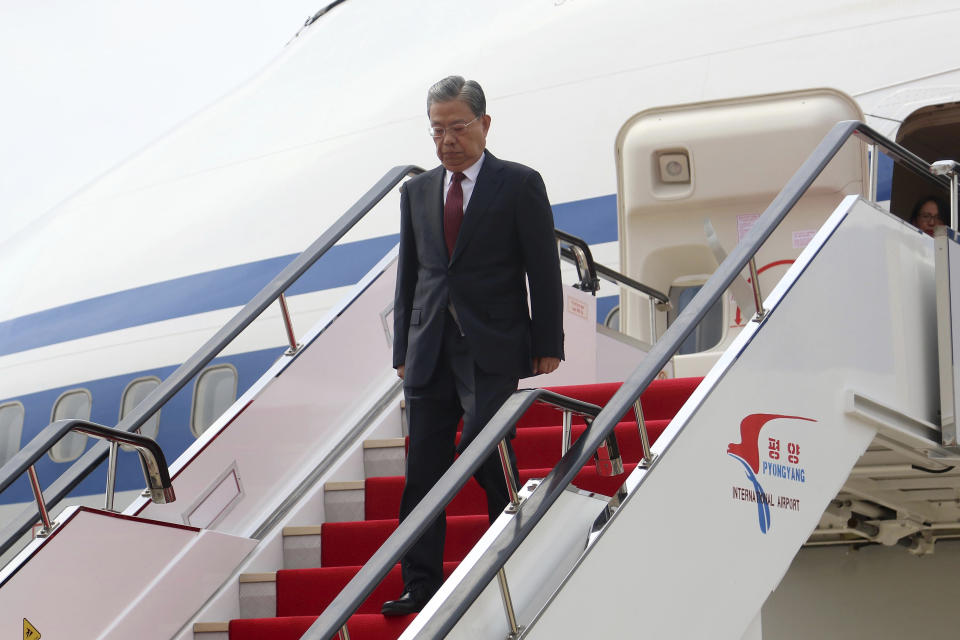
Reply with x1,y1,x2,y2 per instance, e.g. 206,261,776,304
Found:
120,377,161,451
0,402,25,467
604,306,620,331
49,389,92,463
666,285,723,354
191,364,238,438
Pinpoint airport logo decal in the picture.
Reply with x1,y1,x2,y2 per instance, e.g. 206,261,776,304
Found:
727,413,815,534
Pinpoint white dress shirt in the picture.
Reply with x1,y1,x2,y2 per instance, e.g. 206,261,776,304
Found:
443,153,485,213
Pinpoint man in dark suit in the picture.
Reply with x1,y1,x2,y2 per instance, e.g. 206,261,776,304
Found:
382,76,564,616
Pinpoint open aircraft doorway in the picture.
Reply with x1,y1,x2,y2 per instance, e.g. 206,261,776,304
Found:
891,101,960,224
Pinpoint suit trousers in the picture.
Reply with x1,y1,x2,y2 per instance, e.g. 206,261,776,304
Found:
399,312,519,594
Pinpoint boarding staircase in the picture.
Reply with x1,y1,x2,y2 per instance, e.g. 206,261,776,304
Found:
3,121,960,639
225,377,700,639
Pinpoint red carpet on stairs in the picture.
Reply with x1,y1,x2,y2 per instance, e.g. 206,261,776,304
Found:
228,377,701,640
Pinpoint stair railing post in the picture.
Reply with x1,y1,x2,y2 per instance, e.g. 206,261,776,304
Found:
497,439,521,513
104,440,119,511
632,400,656,468
278,293,301,355
561,409,573,457
497,567,522,639
748,258,767,322
649,298,659,344
27,465,55,537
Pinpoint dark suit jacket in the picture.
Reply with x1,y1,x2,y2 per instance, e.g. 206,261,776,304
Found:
393,150,564,387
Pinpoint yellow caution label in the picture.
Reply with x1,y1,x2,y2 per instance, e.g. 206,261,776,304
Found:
23,618,40,640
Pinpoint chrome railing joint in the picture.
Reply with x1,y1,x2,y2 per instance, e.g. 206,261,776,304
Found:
499,439,522,514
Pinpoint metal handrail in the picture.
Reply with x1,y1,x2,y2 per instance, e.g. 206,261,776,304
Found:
0,419,174,536
0,164,425,556
301,121,956,639
592,261,670,307
555,229,600,293
555,229,670,305
302,390,602,639
557,228,671,344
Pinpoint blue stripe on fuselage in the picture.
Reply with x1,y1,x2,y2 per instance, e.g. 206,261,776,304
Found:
0,195,619,358
0,347,283,504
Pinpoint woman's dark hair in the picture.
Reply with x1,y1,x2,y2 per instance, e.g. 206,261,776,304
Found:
910,196,946,224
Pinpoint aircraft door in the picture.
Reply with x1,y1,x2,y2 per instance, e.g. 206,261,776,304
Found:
614,88,865,377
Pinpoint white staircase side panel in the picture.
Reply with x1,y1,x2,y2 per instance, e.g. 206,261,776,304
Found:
0,507,255,639
524,197,939,639
595,324,664,383
534,285,599,386
130,253,402,536
171,392,407,637
401,486,608,640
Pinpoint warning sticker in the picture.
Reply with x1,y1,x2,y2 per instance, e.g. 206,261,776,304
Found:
792,229,817,249
23,618,40,640
567,295,588,320
737,214,760,242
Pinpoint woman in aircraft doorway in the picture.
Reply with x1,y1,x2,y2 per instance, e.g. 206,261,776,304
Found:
910,196,946,236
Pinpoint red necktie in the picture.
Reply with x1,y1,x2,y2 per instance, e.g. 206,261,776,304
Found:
444,172,466,257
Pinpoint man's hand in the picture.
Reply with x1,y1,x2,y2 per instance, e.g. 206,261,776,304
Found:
532,357,560,375
396,365,405,379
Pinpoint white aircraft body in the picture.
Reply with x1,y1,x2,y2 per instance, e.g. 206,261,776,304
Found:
2,1,960,637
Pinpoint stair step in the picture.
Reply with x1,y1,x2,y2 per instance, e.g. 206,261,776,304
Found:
365,476,486,520
364,465,635,521
193,621,228,640
321,515,489,567
277,562,458,616
364,438,407,478
401,418,667,476
228,378,702,640
282,525,323,570
515,378,701,428
510,419,669,469
229,614,414,640
324,480,365,523
237,573,276,620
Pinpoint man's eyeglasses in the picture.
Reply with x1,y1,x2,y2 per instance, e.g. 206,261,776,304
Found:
429,116,481,139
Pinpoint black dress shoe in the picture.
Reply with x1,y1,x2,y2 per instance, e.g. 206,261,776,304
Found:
381,588,431,616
